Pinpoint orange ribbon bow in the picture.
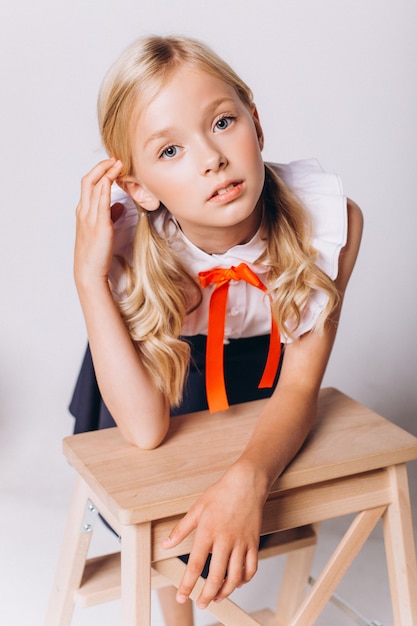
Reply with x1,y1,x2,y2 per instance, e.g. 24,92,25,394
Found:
198,263,281,413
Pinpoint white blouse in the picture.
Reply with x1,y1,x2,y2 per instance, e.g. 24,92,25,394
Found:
110,158,347,343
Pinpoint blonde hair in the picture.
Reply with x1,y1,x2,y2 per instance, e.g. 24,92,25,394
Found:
98,35,339,406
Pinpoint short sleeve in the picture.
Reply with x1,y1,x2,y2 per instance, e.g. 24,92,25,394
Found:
269,159,348,340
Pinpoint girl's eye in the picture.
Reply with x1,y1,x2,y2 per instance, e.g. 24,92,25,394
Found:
214,116,235,132
160,145,179,159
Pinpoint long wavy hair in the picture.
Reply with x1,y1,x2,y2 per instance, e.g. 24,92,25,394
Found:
98,35,339,406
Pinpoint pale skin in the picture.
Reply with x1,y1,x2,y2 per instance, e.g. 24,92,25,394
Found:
74,65,363,623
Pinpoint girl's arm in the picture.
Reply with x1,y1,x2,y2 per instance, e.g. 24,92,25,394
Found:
163,198,363,609
74,159,170,449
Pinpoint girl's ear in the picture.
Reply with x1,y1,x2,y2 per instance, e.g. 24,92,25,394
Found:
251,105,264,151
117,177,160,212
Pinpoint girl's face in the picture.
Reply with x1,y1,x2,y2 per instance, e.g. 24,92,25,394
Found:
126,65,265,254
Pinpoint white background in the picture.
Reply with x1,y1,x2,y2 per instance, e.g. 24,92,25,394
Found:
0,0,416,621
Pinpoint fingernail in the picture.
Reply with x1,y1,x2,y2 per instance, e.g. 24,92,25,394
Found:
176,593,187,604
197,601,208,609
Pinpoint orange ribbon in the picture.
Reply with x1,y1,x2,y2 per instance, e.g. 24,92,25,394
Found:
198,263,281,413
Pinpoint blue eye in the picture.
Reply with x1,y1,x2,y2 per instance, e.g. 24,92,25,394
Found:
214,116,234,132
160,145,179,159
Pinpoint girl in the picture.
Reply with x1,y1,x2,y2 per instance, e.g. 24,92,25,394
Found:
71,35,363,626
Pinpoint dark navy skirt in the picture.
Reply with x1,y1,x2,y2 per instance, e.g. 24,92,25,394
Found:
69,334,284,433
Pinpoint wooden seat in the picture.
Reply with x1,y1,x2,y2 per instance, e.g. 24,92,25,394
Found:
45,388,417,625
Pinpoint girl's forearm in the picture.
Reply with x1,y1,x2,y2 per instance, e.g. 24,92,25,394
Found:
73,158,169,448
237,199,364,492
236,385,318,501
76,277,170,449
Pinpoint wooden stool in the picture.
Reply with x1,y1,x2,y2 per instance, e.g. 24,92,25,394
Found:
45,388,417,625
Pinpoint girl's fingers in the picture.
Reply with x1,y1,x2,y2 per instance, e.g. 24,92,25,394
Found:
77,159,123,220
161,508,199,550
78,158,122,202
90,176,112,227
214,546,258,602
103,158,123,183
74,159,124,281
212,549,244,602
178,532,259,607
81,158,122,188
194,547,231,609
242,546,258,583
175,536,214,605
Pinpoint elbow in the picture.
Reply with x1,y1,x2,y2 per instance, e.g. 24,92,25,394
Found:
129,432,167,450
121,419,170,450
109,396,171,450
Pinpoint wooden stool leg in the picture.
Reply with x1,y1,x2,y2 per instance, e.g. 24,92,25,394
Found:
45,476,97,626
271,528,318,626
121,521,152,626
382,464,417,626
289,505,386,626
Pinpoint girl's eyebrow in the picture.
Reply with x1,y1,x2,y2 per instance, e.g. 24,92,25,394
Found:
143,97,237,149
144,127,176,149
203,96,236,115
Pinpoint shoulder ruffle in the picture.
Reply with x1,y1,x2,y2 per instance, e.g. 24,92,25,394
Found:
268,159,348,341
269,158,347,280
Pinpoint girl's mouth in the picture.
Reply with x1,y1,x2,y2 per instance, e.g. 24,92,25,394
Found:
215,183,237,196
209,181,243,203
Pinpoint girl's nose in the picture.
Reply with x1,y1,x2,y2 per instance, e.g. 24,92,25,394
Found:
199,140,228,174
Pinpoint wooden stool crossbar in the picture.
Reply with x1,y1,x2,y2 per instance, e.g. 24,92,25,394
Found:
45,388,417,626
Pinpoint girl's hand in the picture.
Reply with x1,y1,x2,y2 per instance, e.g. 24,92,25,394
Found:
74,158,123,287
161,461,267,609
